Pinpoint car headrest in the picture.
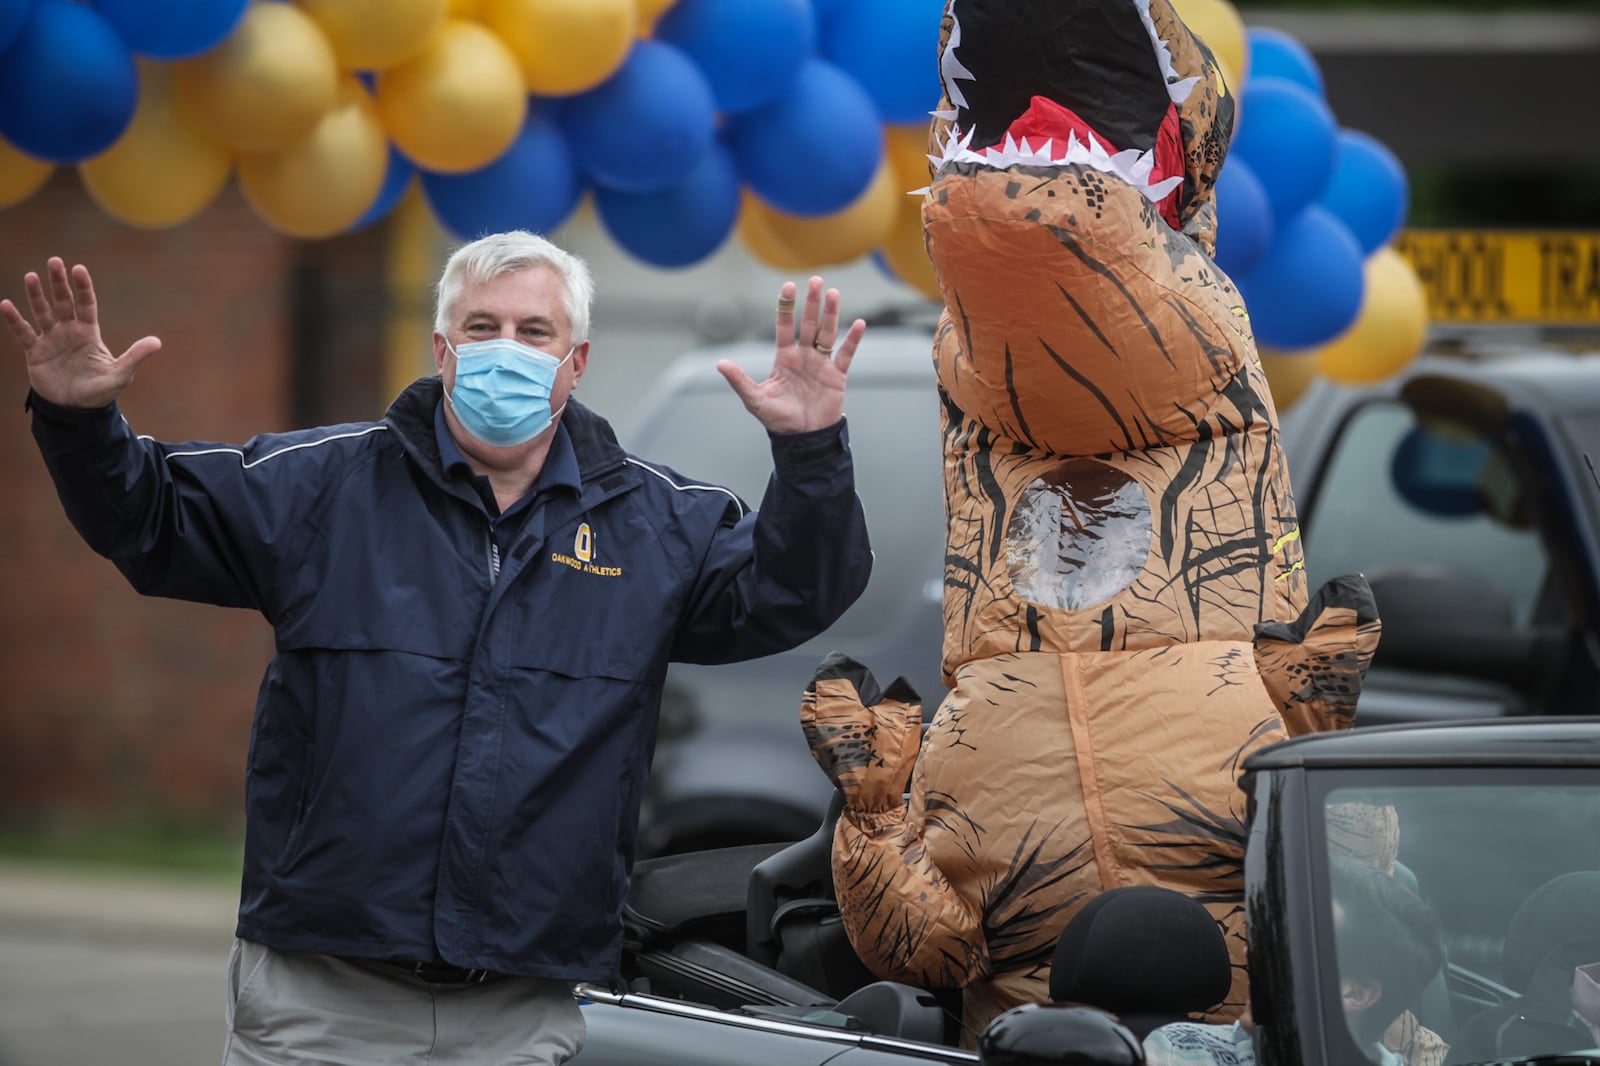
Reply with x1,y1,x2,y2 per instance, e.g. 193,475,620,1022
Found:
1503,871,1600,992
1048,885,1232,1039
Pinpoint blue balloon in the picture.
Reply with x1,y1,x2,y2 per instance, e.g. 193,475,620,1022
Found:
654,0,812,115
1213,157,1273,277
821,0,944,125
1230,76,1337,226
422,110,585,241
92,0,248,59
0,0,31,54
351,144,416,232
811,0,850,37
1317,128,1409,255
1233,204,1364,350
0,1,137,163
725,58,882,217
594,140,740,269
1246,26,1324,96
561,40,717,195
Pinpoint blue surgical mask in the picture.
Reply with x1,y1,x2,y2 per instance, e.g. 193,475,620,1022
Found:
443,337,574,448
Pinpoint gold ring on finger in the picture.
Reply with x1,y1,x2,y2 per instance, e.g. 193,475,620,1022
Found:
814,343,834,356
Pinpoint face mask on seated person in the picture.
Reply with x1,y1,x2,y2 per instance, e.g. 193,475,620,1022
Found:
443,337,574,447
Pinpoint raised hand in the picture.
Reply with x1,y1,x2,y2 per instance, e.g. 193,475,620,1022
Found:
1,258,161,410
716,276,867,434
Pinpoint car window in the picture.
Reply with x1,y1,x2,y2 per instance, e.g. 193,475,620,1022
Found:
625,379,946,640
1302,400,1547,629
1319,777,1600,1066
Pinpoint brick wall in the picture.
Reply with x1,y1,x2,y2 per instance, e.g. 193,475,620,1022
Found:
0,171,386,830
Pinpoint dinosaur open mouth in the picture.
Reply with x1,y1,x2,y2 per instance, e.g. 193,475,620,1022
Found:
931,0,1197,224
931,96,1186,223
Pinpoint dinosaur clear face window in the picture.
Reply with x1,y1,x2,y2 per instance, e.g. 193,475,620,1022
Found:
1005,459,1150,611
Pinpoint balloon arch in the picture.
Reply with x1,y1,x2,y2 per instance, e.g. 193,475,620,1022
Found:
0,0,1428,391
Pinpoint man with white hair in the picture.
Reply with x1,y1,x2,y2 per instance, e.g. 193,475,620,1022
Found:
4,230,874,1065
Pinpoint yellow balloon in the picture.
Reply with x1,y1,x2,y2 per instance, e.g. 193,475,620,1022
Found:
743,157,901,268
1170,0,1247,92
482,0,635,96
1315,247,1430,385
884,123,934,191
375,20,527,174
80,62,232,229
1258,346,1320,411
237,76,389,239
448,0,482,16
173,1,339,154
878,196,941,303
299,0,449,71
0,134,53,210
737,192,811,271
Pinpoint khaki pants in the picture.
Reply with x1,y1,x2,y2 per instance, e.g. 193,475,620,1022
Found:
222,939,586,1066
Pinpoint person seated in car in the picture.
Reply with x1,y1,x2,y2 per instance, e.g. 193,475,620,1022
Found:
1330,856,1448,1066
1327,802,1449,1066
1142,1000,1256,1066
1141,806,1451,1066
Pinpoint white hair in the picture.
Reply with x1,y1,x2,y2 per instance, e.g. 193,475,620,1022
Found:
433,230,595,342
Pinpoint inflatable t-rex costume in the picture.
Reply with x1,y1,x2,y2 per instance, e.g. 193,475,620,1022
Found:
801,0,1382,1035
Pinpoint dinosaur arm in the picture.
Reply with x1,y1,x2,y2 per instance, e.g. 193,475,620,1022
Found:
801,653,990,987
1254,572,1383,735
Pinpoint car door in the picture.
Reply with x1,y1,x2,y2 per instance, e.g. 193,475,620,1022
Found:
1289,363,1596,724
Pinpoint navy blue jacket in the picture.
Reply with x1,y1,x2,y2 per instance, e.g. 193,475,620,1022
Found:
29,377,871,981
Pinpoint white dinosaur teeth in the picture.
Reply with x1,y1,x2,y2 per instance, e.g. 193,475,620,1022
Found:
1147,175,1185,200
934,122,1184,208
1112,147,1153,184
1132,0,1198,105
939,12,976,111
1168,74,1201,101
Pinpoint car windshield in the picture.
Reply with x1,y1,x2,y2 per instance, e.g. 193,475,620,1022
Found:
1315,773,1600,1066
624,377,946,641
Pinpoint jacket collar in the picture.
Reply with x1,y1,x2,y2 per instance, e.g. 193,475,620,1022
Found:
385,376,631,491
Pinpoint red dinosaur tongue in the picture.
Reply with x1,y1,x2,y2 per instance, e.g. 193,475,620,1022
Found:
994,94,1186,230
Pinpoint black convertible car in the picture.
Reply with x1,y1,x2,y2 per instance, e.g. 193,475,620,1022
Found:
568,717,1600,1066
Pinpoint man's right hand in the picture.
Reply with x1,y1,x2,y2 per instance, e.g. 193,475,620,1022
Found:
1,257,161,409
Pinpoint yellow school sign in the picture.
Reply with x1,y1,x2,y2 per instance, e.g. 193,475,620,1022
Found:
1395,230,1600,325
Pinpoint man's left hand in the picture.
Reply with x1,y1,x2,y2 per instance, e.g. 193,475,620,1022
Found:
717,276,866,434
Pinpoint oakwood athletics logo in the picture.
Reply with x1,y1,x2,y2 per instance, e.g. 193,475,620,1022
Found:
551,522,623,577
